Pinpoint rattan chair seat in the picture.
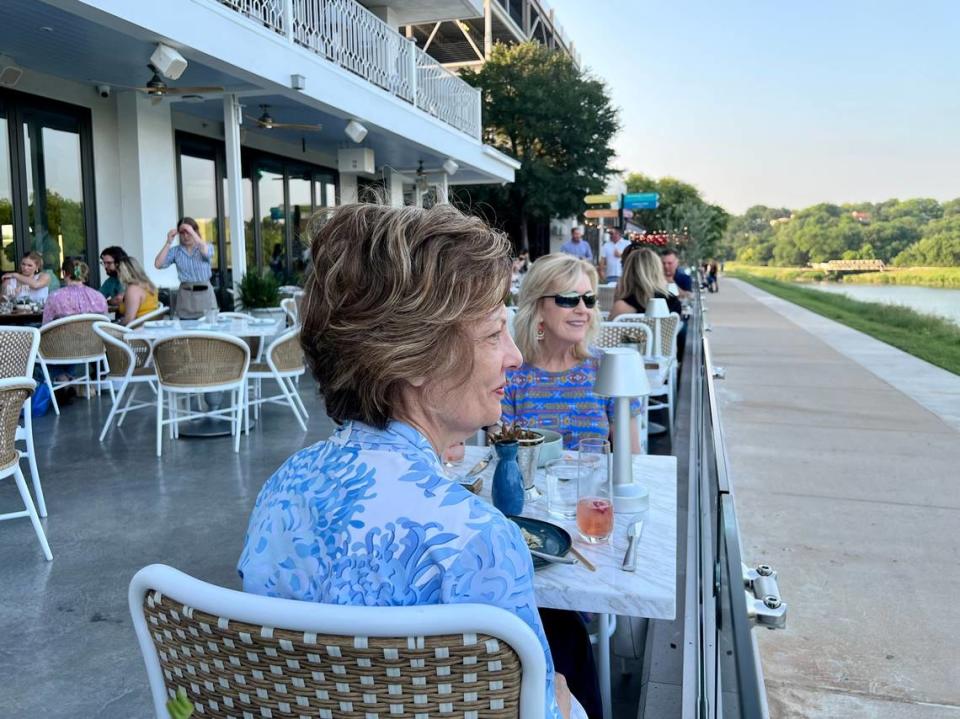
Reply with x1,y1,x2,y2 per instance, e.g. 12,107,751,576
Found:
248,361,270,374
143,590,523,719
0,385,31,471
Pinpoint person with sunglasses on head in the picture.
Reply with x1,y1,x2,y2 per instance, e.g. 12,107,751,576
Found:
502,253,643,453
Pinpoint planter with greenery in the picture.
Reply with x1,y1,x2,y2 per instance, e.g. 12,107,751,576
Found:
237,270,281,315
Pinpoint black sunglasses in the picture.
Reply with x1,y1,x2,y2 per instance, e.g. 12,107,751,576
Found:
542,292,598,309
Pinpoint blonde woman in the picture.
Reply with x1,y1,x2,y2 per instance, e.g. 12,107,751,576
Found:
2,251,51,302
116,257,159,325
609,246,682,319
503,253,641,452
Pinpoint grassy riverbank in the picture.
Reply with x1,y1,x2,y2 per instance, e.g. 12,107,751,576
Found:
726,263,960,288
726,273,960,375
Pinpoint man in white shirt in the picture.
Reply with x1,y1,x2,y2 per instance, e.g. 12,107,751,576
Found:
598,228,630,283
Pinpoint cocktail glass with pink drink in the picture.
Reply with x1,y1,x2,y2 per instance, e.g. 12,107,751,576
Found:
577,438,613,543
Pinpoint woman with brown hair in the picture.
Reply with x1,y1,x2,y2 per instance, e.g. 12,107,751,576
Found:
116,257,159,325
238,204,589,719
153,216,216,318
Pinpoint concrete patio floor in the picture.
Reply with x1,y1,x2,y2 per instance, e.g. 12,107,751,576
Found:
0,371,670,717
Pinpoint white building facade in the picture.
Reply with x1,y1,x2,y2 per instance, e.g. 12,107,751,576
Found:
0,0,519,294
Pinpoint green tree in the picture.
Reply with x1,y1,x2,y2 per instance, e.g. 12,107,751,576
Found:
894,214,960,266
460,42,619,249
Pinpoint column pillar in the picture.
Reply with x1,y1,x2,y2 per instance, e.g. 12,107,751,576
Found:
385,168,405,207
434,173,450,204
223,94,246,282
115,91,178,287
340,174,359,204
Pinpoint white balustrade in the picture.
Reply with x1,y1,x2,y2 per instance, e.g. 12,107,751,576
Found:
215,0,481,139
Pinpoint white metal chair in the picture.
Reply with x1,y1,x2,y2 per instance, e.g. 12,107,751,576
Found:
245,327,308,432
126,304,170,330
280,297,298,326
37,313,110,415
151,333,250,456
129,564,547,719
0,378,52,560
0,327,46,517
94,322,159,442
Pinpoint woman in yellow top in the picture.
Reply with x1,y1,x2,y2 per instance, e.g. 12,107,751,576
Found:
116,257,159,324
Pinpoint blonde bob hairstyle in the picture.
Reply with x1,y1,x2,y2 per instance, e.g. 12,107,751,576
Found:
617,247,667,308
300,203,512,429
513,253,599,365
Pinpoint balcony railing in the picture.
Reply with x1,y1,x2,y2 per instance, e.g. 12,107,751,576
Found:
216,0,482,139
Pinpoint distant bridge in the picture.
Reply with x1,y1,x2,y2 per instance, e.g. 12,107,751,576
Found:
810,259,886,273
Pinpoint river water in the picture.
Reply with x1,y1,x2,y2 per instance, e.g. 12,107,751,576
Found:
808,282,960,326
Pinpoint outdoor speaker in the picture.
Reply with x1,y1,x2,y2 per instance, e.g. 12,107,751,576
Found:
150,43,188,80
344,119,368,143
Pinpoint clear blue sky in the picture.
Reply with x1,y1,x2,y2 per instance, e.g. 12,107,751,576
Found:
548,0,960,213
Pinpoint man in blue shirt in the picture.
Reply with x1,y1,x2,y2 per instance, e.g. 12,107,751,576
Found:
559,227,593,261
661,248,692,297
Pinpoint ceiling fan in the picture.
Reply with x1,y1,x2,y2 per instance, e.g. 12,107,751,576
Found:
94,64,225,103
245,104,323,132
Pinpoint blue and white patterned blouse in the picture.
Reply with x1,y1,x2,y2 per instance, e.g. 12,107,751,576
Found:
160,243,213,283
238,420,561,719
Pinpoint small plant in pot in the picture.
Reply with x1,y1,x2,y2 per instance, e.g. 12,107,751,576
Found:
237,270,282,318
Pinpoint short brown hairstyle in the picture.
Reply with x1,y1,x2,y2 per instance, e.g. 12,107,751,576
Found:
300,203,512,429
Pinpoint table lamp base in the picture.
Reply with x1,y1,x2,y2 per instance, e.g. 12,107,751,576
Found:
613,481,649,513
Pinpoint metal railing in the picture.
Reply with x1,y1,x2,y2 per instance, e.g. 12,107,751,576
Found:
680,286,787,717
215,0,482,139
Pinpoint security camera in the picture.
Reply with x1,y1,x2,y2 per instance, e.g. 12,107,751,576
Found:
96,84,111,98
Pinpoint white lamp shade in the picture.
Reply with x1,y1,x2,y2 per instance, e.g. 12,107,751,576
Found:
646,297,670,318
594,348,651,397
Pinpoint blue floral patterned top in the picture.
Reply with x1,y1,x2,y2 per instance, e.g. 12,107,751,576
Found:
238,420,560,719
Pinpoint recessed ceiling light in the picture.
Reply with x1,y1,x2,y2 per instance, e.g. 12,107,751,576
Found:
40,26,53,32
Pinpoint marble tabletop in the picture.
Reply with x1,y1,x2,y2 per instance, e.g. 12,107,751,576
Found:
127,317,286,340
452,445,678,620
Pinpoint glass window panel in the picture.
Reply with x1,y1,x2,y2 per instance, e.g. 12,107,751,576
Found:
180,154,220,284
24,124,85,281
288,171,311,281
257,167,285,278
0,116,13,272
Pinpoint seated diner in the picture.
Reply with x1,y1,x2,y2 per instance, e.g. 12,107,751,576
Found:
2,251,51,303
42,258,108,324
238,204,592,719
116,257,159,325
609,246,682,319
501,253,642,452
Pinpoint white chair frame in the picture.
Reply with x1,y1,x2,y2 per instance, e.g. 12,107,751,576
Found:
129,564,547,719
245,327,308,432
280,297,298,326
0,328,47,517
37,313,110,415
0,378,52,560
126,304,170,330
152,333,250,457
93,322,159,442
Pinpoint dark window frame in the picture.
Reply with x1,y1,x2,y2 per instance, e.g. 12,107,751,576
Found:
1,88,99,285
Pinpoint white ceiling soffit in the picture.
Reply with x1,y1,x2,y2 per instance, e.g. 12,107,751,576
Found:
358,0,483,25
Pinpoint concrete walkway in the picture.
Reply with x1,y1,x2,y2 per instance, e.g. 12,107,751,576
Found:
706,279,960,719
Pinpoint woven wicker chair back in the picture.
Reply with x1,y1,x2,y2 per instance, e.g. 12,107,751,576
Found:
0,330,37,379
597,285,616,314
270,332,304,373
153,336,247,387
0,382,33,471
97,324,152,374
142,590,523,719
617,315,680,358
596,323,650,355
39,317,105,360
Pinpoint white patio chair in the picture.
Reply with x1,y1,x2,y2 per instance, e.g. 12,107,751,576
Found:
0,327,46,517
280,296,298,326
126,304,170,330
37,313,110,415
94,322,158,442
245,327,308,432
151,333,250,456
129,564,547,719
217,312,265,361
0,378,52,560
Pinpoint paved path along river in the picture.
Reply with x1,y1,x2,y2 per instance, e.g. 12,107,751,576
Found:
707,279,960,719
